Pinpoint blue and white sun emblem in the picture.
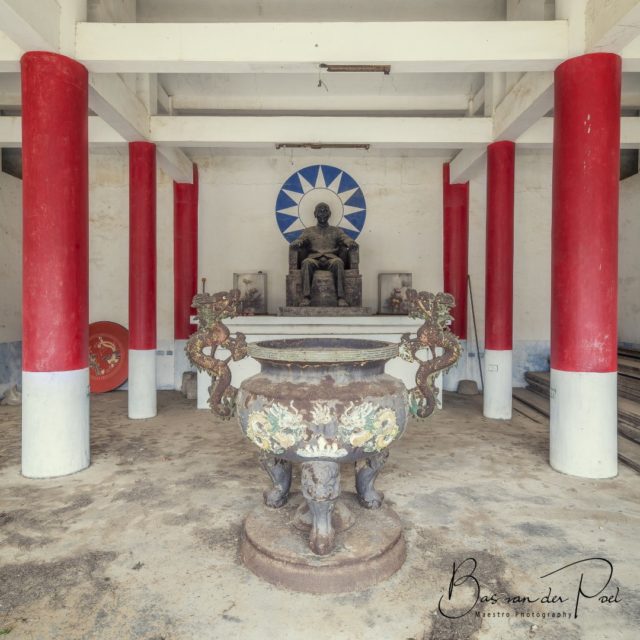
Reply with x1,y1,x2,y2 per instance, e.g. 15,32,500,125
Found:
275,165,367,243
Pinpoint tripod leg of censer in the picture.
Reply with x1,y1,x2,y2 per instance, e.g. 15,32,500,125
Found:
355,450,389,509
301,461,341,555
260,455,293,508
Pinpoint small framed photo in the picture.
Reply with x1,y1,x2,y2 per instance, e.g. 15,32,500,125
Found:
233,272,268,315
378,273,412,315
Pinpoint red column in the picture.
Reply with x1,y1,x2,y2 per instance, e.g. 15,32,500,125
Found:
552,54,620,374
550,52,621,478
21,52,90,478
442,163,469,339
483,141,515,419
128,142,157,351
22,52,88,373
485,141,515,352
174,165,199,340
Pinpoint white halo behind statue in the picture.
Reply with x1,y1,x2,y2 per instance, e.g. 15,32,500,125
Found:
298,188,345,229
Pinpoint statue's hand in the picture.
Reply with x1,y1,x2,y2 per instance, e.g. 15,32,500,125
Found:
290,239,303,249
347,240,358,250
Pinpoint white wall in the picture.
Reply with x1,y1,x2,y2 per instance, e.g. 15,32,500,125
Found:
619,173,640,348
0,169,22,394
88,150,174,340
0,145,633,393
194,150,446,313
86,147,557,386
0,170,21,342
464,149,553,383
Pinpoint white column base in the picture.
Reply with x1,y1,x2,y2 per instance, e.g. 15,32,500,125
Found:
173,338,193,390
483,349,512,419
22,368,90,478
550,369,617,478
128,349,157,419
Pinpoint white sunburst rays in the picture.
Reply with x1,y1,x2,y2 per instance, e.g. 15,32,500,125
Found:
277,166,363,236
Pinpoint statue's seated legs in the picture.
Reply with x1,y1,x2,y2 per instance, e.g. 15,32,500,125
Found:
301,256,347,306
286,242,362,308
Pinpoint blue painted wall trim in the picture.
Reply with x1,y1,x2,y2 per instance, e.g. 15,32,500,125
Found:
0,341,22,393
449,340,550,388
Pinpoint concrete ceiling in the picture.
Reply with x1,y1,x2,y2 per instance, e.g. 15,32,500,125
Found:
3,0,640,182
158,72,486,117
135,0,508,23
135,0,502,112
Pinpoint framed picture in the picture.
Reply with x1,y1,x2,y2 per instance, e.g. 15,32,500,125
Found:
378,273,412,315
233,272,268,315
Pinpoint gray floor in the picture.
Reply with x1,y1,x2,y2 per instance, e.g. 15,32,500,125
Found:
0,391,638,640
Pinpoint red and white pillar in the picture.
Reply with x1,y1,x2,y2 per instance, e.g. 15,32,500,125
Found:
173,165,199,391
550,53,620,478
21,52,89,478
443,163,469,391
484,141,515,419
128,142,157,418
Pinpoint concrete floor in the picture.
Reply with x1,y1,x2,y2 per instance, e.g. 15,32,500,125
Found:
0,391,638,640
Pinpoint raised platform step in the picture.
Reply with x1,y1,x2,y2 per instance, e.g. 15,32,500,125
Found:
619,354,640,373
512,388,550,417
512,397,547,424
618,347,640,361
525,368,640,403
619,435,640,473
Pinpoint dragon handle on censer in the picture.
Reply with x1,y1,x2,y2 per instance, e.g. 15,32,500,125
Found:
400,289,462,418
186,289,247,418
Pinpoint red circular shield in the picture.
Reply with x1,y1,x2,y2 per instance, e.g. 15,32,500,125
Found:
89,321,129,393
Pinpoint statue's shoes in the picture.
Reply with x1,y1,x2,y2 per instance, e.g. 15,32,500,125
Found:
337,298,349,307
300,297,311,306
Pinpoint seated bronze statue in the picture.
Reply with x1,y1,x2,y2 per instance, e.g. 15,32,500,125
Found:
286,202,362,308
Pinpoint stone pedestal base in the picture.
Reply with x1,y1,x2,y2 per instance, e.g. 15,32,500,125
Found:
279,306,372,317
240,492,406,593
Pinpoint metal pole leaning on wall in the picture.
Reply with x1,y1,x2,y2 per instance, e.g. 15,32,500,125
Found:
467,275,484,392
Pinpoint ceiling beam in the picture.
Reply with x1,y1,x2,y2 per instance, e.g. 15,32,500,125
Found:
621,37,640,70
493,71,554,140
74,21,569,74
449,149,487,183
157,82,173,115
586,0,640,52
89,73,150,141
3,115,640,150
148,116,493,147
0,115,125,147
494,1,640,139
0,73,20,108
0,0,60,52
516,117,640,148
467,86,485,116
0,33,21,71
157,146,194,182
0,112,192,181
170,94,475,114
449,0,640,181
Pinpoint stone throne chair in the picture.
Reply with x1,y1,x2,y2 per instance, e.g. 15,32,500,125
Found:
286,243,362,307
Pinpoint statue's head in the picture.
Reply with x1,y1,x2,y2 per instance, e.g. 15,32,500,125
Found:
314,202,331,226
